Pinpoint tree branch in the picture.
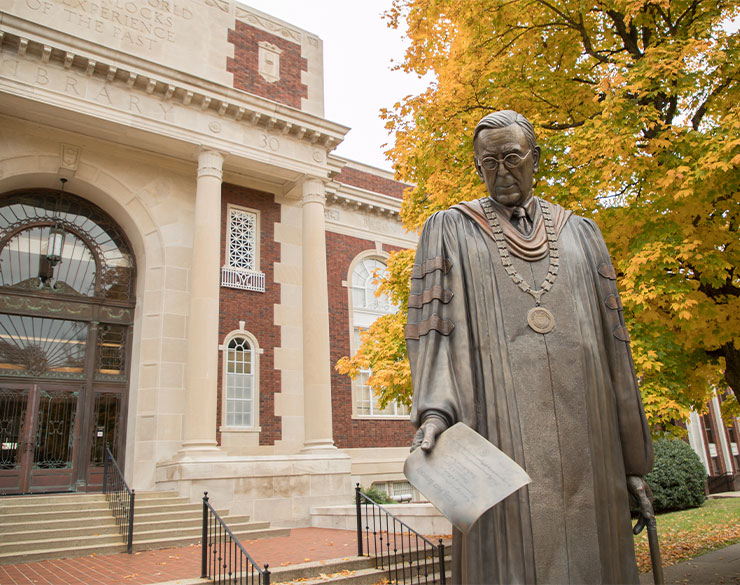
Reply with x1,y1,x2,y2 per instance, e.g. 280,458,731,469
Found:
692,80,731,130
605,9,644,59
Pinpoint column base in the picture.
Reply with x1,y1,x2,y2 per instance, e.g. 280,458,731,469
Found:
173,440,222,461
301,438,337,454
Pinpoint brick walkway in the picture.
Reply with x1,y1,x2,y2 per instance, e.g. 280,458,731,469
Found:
0,528,358,585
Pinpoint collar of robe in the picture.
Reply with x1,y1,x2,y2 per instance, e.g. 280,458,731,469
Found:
454,196,573,261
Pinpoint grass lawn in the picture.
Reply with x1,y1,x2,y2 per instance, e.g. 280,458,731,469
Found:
634,497,740,573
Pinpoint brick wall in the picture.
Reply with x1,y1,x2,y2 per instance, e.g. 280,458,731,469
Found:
227,21,308,109
327,231,415,449
218,183,281,446
334,167,411,200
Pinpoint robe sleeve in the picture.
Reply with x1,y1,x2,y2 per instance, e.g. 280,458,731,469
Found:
405,210,475,430
581,218,654,477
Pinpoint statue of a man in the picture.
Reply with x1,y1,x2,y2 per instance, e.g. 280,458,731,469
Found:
406,110,654,584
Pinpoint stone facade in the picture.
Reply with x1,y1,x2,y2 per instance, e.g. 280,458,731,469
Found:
0,0,416,523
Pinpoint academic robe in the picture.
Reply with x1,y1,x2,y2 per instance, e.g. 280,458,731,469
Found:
405,197,653,584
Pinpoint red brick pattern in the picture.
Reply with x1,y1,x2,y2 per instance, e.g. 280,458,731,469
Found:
0,528,358,585
327,232,415,449
334,167,411,200
218,184,281,446
227,21,308,109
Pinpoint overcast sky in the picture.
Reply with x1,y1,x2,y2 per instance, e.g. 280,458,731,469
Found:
243,0,430,172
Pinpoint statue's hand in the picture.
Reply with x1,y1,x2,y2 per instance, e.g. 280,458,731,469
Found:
627,475,655,535
410,416,448,453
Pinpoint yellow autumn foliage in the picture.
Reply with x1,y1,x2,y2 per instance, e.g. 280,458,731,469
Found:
337,0,740,430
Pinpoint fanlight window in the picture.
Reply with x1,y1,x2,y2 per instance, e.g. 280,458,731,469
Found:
225,336,255,427
0,314,87,379
0,227,97,295
0,191,135,300
350,257,407,417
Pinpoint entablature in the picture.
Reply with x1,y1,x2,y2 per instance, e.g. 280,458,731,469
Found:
0,21,348,181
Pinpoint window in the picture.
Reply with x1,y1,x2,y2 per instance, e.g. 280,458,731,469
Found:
350,256,408,417
222,206,265,292
224,336,255,427
372,480,415,502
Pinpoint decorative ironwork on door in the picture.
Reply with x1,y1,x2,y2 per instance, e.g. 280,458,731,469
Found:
0,189,136,494
0,388,27,470
33,389,78,469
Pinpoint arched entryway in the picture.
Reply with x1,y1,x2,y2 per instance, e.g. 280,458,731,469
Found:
0,189,136,494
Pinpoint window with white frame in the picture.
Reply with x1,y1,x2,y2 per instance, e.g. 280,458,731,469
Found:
351,257,408,417
224,336,255,427
222,206,265,292
372,480,415,502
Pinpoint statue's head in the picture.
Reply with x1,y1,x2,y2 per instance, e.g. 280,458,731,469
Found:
473,110,541,207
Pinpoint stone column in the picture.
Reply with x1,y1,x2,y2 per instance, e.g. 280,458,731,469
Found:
301,178,336,451
179,150,223,456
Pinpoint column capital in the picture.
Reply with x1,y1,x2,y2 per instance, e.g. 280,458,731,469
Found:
301,177,327,206
197,149,224,180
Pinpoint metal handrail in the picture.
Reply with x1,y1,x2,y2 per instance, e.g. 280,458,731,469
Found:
102,443,135,554
355,484,446,584
201,492,271,585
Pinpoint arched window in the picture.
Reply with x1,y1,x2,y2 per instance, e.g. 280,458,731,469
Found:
349,256,407,417
0,189,135,494
222,330,260,428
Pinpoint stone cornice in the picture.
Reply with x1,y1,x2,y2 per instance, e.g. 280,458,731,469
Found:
0,18,348,150
327,181,402,219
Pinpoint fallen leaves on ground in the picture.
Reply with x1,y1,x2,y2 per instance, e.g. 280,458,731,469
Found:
281,569,357,583
634,523,740,572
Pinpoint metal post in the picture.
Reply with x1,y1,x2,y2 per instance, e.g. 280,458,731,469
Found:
103,443,109,495
263,563,270,585
127,489,135,554
438,539,446,585
355,483,363,557
201,492,209,579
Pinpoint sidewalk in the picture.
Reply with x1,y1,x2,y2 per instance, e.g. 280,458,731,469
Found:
0,528,358,585
2,525,738,585
640,542,740,585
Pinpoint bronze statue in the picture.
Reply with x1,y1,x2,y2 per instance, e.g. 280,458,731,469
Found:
406,110,655,584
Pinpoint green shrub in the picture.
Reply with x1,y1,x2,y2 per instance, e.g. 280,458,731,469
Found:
361,485,395,505
645,438,707,513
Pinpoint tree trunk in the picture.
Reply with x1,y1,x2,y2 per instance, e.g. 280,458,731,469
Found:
721,342,740,405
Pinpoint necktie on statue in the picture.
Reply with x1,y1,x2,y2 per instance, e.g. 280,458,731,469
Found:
512,206,532,235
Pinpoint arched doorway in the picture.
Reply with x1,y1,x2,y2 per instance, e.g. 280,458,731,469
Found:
0,189,136,494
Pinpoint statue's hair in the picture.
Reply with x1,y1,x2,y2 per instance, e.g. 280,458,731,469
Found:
473,110,537,151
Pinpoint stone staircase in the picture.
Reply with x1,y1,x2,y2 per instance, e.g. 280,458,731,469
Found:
0,490,289,565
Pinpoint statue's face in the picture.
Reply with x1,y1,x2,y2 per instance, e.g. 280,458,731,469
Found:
474,125,540,207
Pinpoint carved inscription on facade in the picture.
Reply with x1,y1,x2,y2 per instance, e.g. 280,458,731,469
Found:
22,0,194,51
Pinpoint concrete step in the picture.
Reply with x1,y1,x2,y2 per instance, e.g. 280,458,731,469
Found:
0,493,106,508
0,505,227,524
0,522,282,555
0,521,118,541
136,515,256,532
194,554,451,585
0,490,280,565
0,514,117,533
0,542,128,565
0,490,179,509
0,501,113,514
0,515,257,541
0,532,127,554
0,525,290,565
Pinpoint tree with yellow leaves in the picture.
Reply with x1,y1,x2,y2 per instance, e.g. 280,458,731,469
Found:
337,0,740,432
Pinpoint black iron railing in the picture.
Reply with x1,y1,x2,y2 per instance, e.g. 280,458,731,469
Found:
355,484,446,585
201,492,271,585
102,443,135,553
